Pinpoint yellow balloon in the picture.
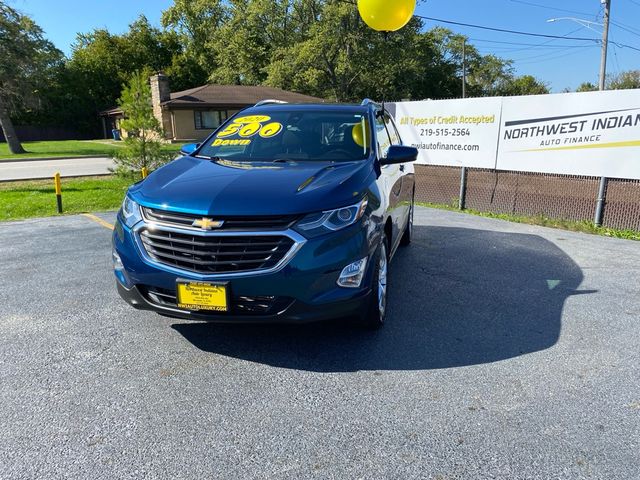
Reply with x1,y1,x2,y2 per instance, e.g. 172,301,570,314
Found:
352,121,369,148
357,0,416,32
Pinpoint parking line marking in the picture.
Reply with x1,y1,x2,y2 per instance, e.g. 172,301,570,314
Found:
82,213,114,230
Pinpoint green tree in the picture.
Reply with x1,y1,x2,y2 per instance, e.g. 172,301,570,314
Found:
67,16,188,135
0,2,63,153
160,1,473,100
67,29,124,126
466,54,513,96
421,29,475,99
607,70,640,90
159,1,526,102
574,72,640,92
264,0,374,101
112,71,172,176
161,0,227,71
576,82,598,92
164,50,209,93
499,75,549,96
208,0,288,85
263,3,459,101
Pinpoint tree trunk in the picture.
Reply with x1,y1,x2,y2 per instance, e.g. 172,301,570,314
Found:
0,98,26,154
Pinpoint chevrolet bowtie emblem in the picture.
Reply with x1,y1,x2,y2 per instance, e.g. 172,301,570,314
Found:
192,218,224,230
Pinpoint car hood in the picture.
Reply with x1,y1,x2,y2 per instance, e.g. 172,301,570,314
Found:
129,156,374,216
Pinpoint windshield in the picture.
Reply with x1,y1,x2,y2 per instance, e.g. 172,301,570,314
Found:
197,110,371,162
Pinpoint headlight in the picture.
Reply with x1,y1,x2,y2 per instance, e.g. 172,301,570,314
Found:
295,198,368,237
121,195,142,227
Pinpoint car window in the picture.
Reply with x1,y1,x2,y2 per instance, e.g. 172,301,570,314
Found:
384,112,402,146
198,110,371,162
375,114,391,158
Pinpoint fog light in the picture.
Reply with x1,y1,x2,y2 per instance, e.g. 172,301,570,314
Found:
112,249,124,271
112,249,132,288
337,257,368,288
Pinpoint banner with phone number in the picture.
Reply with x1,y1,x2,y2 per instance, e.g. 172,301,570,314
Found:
391,97,502,169
391,89,640,179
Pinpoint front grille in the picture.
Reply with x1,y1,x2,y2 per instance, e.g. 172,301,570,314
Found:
139,228,295,274
142,207,300,231
144,286,292,315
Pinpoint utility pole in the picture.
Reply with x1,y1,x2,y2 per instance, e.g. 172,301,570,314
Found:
462,39,467,98
599,0,611,91
595,0,611,226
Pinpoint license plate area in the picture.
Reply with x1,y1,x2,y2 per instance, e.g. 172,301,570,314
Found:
176,280,229,312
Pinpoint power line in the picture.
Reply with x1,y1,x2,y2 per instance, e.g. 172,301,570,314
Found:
469,26,589,54
517,46,599,65
508,0,595,17
513,45,598,62
595,3,604,22
468,38,591,48
469,38,580,48
336,0,640,53
611,20,640,38
472,41,594,49
612,44,622,76
415,14,640,52
475,45,595,55
613,19,640,35
415,15,601,41
499,26,593,54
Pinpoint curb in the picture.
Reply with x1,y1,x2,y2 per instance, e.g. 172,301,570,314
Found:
0,155,111,163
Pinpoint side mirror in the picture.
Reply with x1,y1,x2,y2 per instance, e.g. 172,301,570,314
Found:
380,145,418,166
180,143,200,156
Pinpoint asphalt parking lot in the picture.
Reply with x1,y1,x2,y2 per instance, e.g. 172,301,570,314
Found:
1,206,639,479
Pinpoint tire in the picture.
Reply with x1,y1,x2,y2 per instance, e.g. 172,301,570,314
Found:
400,195,414,247
361,235,389,329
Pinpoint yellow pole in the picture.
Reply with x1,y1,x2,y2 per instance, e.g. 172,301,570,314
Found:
54,172,63,213
141,167,149,179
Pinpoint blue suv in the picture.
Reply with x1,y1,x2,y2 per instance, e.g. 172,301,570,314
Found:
112,100,417,327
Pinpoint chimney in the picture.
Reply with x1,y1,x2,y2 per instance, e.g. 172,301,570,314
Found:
150,73,172,139
150,72,170,104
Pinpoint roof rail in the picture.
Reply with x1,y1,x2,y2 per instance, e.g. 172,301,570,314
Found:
254,99,288,107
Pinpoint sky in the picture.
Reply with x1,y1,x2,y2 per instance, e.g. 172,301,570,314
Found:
9,0,640,92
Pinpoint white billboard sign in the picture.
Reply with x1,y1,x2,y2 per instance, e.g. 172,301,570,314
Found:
393,97,502,168
497,90,640,179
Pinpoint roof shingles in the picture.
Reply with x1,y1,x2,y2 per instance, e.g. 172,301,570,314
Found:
164,84,323,108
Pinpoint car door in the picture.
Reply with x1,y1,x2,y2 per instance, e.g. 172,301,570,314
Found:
384,111,414,231
375,112,404,250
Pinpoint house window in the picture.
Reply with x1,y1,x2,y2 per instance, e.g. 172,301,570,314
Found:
194,110,230,130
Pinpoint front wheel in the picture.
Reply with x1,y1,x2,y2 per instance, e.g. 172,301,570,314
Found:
361,236,389,329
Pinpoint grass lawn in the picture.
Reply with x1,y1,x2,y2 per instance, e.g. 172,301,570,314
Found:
0,175,132,221
0,139,180,160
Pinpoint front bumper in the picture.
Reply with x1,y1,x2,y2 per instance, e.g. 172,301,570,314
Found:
116,281,371,323
112,214,377,323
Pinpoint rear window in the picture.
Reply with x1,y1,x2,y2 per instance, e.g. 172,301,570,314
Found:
197,110,371,162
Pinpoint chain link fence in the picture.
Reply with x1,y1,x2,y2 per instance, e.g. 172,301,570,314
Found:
602,178,640,231
414,165,640,231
